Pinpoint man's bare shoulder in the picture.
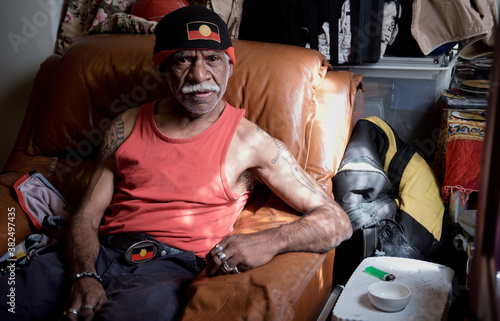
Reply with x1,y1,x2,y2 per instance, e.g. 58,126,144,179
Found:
235,118,274,147
108,107,140,143
98,107,140,164
121,107,140,134
232,118,285,167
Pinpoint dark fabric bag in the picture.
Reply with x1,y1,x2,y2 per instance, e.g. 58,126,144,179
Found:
333,117,444,276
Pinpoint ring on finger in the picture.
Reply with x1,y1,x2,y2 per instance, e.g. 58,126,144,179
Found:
233,265,241,274
214,244,223,252
221,261,234,274
217,251,227,261
65,308,79,316
83,304,94,310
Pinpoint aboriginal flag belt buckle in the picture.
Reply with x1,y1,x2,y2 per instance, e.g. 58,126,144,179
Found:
124,240,159,265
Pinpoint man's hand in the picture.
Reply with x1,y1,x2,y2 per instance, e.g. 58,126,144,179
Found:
205,233,277,276
64,278,108,321
205,203,352,277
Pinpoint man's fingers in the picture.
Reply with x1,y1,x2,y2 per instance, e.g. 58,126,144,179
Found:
63,278,108,320
64,292,82,321
205,237,249,275
79,303,97,321
95,294,108,312
63,307,80,321
206,240,232,275
63,298,107,320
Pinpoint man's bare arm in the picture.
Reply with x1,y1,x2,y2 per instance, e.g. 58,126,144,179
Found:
206,124,352,275
64,112,134,319
254,127,351,251
66,114,127,275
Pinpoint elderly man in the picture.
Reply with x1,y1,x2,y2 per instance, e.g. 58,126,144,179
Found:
0,5,352,321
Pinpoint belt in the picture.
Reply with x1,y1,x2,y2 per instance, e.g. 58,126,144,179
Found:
101,234,206,270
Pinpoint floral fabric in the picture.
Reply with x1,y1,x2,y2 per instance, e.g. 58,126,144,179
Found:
57,0,157,54
57,0,217,54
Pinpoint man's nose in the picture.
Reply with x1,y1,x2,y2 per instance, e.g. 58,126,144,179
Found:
188,60,210,83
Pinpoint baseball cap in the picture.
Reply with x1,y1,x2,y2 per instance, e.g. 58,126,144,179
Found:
153,5,235,69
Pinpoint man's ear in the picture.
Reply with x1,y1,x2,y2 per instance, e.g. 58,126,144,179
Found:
228,63,234,77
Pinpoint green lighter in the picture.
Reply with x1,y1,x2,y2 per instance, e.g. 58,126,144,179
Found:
364,266,396,281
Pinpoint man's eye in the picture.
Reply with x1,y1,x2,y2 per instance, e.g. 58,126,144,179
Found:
173,56,191,65
208,56,220,62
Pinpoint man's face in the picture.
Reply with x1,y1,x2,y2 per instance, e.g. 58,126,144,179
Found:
164,50,233,115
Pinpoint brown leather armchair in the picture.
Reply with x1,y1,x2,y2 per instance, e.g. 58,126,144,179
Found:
0,34,362,320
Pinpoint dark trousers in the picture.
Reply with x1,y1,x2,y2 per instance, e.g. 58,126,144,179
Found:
0,244,203,321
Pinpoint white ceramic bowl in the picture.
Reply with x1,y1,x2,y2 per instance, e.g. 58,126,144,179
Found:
368,282,411,312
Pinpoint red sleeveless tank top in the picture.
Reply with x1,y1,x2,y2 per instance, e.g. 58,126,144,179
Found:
99,100,250,257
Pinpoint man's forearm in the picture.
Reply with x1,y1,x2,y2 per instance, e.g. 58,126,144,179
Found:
269,203,352,255
66,213,101,276
207,203,353,275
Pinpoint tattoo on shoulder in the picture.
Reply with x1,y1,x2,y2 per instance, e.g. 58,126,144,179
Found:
98,115,125,165
256,126,326,199
256,125,270,137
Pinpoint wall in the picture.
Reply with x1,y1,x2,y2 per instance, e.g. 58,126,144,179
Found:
0,0,64,170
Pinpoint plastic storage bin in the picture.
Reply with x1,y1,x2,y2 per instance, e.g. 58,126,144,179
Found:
336,55,457,159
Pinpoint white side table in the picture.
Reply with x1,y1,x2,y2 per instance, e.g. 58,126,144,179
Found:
333,256,455,321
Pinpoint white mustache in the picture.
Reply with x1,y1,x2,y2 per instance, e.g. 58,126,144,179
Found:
181,83,220,94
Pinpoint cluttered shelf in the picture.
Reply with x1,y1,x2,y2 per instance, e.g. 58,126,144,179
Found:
430,54,492,321
441,55,493,110
434,54,491,212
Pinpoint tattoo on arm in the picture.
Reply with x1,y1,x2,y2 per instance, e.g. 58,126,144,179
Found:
98,115,125,165
256,126,326,199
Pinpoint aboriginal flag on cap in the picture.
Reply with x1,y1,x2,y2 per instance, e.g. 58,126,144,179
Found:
187,22,221,42
153,5,235,68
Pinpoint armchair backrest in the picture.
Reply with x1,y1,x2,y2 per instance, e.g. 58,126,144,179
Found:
19,34,361,207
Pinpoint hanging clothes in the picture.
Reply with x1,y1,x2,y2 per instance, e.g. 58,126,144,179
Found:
411,0,497,59
211,0,245,39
